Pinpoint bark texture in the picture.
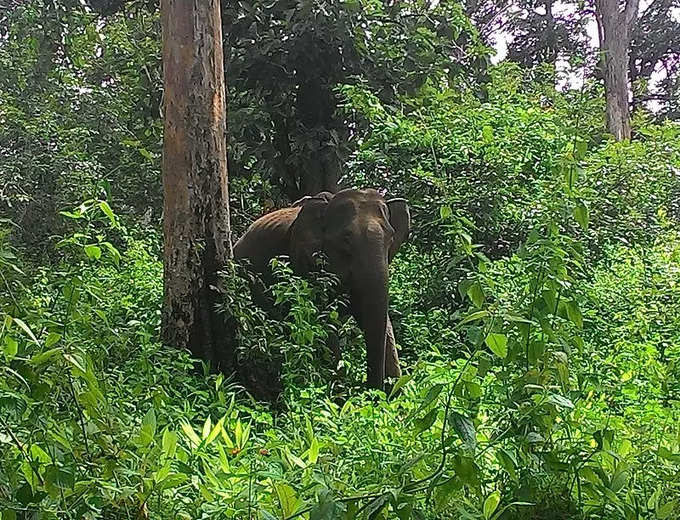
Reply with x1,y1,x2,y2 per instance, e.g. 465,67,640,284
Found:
161,0,232,366
595,0,639,140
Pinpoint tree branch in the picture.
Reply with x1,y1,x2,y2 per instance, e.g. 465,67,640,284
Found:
624,0,640,28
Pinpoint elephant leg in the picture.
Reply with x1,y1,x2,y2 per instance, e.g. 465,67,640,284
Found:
384,314,401,379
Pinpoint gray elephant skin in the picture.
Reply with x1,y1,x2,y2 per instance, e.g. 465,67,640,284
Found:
233,188,411,390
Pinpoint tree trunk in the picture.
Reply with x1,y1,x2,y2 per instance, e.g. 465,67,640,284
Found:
595,0,639,140
603,32,632,140
161,0,233,367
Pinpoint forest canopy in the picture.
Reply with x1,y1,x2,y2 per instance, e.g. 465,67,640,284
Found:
1,0,680,519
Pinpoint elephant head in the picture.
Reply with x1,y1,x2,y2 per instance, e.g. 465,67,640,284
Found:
233,188,410,390
288,188,411,389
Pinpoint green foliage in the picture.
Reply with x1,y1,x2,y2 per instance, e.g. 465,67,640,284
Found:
0,1,163,252
223,0,490,200
4,166,680,518
216,256,363,401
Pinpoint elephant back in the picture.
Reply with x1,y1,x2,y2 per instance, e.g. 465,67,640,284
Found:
233,206,301,272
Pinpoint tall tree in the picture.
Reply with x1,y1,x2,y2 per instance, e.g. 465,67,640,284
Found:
222,0,489,203
161,0,233,366
506,0,589,68
629,0,680,119
595,0,639,140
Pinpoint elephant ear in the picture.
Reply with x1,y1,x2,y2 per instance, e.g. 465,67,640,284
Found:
386,198,410,262
288,196,330,274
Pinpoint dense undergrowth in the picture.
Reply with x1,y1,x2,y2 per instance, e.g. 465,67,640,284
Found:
2,5,680,517
2,193,680,519
2,85,680,517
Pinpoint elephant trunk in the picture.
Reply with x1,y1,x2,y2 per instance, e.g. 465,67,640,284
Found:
351,250,389,390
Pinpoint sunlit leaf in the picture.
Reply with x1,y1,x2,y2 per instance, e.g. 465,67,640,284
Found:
483,491,501,519
658,501,677,519
389,373,414,399
181,422,201,448
547,394,574,409
98,201,117,227
467,282,485,307
162,429,178,458
274,482,301,518
458,310,489,326
84,244,102,260
308,436,320,464
12,317,39,345
3,336,17,359
485,333,507,358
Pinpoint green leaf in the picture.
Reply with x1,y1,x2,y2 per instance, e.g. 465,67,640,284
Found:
485,333,508,358
528,340,544,365
453,455,480,487
30,347,62,366
389,373,414,399
44,465,75,488
542,289,557,312
465,381,483,399
59,210,84,220
234,419,243,446
12,317,39,345
159,473,188,490
566,300,583,328
482,125,494,143
467,282,485,307
21,461,41,491
610,469,628,492
496,449,517,482
308,436,320,464
458,310,489,326
2,508,17,520
658,500,677,519
199,483,214,501
412,383,444,419
573,202,589,230
310,488,345,520
283,448,307,469
574,139,587,160
547,394,574,409
563,165,582,192
153,460,172,484
84,244,102,260
483,491,501,519
364,494,389,518
260,510,279,520
162,429,178,458
206,418,223,446
63,352,86,373
414,408,438,434
98,201,117,227
274,482,301,518
202,416,212,440
181,422,201,448
101,242,121,264
140,408,156,446
450,411,476,450
3,336,17,359
45,332,62,347
440,205,452,220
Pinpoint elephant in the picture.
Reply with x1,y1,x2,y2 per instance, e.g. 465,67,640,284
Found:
233,188,411,390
